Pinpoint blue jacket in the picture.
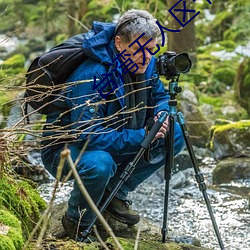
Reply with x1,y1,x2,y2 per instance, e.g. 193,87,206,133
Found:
44,21,170,156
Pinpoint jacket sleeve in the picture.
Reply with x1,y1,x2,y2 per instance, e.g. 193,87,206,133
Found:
65,60,146,156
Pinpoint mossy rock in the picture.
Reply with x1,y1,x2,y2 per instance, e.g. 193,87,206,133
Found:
28,237,211,250
199,92,249,122
209,120,250,160
0,175,47,239
106,237,210,250
0,209,24,250
213,157,250,184
44,202,211,250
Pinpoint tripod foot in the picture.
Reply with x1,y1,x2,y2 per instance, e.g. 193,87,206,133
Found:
161,227,168,243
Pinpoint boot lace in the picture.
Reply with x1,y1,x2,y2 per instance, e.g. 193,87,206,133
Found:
123,200,132,209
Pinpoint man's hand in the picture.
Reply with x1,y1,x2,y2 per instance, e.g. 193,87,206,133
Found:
154,111,169,139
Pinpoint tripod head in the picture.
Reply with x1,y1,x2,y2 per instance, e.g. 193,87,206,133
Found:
168,76,182,100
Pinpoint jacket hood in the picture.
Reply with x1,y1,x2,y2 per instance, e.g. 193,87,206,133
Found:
82,21,116,65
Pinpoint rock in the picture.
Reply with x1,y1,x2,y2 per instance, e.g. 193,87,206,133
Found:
44,202,211,250
170,168,193,189
221,105,237,116
209,120,250,160
181,89,199,105
179,100,211,148
199,103,213,117
213,157,250,184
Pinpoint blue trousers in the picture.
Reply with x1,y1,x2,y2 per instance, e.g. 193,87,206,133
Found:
41,123,185,226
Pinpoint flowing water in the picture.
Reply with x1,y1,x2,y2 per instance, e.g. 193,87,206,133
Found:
38,156,250,250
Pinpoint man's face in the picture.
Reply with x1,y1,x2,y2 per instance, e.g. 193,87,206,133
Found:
115,34,157,74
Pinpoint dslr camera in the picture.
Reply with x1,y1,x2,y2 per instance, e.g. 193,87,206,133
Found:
156,51,192,79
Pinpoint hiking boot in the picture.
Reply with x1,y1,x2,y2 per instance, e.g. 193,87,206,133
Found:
105,196,140,225
61,213,97,243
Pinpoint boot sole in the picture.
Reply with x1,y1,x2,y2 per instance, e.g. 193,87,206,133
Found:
105,210,140,225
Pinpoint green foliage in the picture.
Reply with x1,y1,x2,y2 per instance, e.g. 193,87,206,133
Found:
199,95,224,107
234,58,250,116
0,54,26,85
196,0,250,46
1,54,25,69
213,67,235,86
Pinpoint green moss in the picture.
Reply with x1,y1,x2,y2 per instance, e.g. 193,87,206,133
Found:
0,235,16,250
213,120,250,133
0,209,24,249
0,209,21,229
0,175,46,239
7,228,24,249
106,237,208,250
199,95,224,107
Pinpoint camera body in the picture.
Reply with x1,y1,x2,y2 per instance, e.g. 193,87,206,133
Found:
156,51,192,79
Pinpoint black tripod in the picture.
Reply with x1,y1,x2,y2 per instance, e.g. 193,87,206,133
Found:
161,77,225,249
82,78,225,250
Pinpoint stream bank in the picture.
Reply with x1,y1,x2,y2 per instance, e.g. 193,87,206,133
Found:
38,153,250,250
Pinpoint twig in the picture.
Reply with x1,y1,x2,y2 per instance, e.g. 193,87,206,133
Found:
134,220,142,250
61,148,124,250
68,14,90,31
93,225,109,250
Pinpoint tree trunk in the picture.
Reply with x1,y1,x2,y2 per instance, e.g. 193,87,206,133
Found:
78,0,88,20
67,0,77,36
166,0,197,62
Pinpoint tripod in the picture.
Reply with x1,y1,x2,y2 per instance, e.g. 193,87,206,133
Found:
82,77,225,250
162,77,225,249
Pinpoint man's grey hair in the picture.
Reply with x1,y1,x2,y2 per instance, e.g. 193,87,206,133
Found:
115,9,160,43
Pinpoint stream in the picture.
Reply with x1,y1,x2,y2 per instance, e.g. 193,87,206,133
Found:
38,155,250,250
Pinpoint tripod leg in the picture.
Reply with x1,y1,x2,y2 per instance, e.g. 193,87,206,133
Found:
177,112,225,250
162,114,175,243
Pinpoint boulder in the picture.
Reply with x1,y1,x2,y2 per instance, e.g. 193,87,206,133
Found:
43,202,211,250
209,120,250,160
213,157,250,184
179,100,211,148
